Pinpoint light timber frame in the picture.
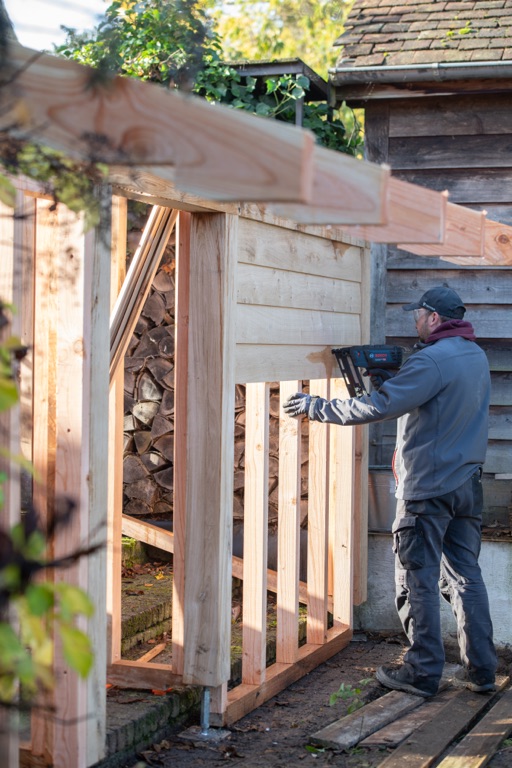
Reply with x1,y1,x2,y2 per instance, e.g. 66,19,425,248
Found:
2,37,512,768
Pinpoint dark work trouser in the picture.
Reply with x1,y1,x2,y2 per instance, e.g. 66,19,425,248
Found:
393,471,497,689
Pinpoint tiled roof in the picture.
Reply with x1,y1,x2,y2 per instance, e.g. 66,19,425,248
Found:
334,0,512,68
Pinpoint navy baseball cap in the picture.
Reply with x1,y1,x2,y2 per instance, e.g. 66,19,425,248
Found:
402,286,466,319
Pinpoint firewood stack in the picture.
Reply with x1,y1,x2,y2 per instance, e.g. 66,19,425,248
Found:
122,209,309,529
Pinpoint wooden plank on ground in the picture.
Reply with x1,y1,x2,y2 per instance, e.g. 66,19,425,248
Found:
436,687,512,768
6,41,315,203
269,144,389,225
361,687,459,747
342,178,447,244
310,689,425,750
398,203,486,258
376,676,510,768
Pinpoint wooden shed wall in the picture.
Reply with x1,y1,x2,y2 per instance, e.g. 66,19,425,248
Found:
363,93,512,522
235,217,368,384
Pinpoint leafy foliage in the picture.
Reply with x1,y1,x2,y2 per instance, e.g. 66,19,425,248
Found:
211,0,351,79
55,0,361,155
329,678,372,713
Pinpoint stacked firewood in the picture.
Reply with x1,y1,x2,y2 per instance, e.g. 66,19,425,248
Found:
122,213,308,527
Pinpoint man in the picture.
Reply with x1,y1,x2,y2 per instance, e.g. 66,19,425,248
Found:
284,286,497,697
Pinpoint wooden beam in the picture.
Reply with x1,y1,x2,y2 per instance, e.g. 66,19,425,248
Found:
120,514,318,609
5,42,315,203
398,203,486,258
109,206,177,382
269,145,389,225
181,213,237,688
107,660,183,690
444,219,512,266
342,178,447,244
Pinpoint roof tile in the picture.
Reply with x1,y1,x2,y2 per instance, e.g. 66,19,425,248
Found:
334,0,512,68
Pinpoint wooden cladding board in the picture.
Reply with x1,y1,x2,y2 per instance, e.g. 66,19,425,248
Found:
235,218,365,384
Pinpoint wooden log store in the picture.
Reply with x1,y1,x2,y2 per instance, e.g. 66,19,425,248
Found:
1,40,512,767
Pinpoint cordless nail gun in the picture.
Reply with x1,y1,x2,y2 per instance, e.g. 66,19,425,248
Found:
332,345,403,398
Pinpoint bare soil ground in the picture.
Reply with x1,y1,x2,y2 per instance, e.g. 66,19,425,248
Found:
119,632,512,768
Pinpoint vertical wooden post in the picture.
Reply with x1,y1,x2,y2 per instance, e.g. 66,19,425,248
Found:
182,213,237,688
277,381,302,664
242,382,269,684
172,211,191,676
30,198,59,763
107,196,127,664
0,200,20,768
329,378,354,628
307,379,329,645
33,193,110,768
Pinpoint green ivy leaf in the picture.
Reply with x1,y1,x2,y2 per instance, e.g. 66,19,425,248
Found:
0,376,18,412
54,583,94,620
26,584,55,616
0,174,16,208
59,624,94,677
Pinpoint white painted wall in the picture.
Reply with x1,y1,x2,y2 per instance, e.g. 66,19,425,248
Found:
355,533,512,648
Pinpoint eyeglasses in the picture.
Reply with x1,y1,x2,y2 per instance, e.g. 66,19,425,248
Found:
413,308,432,322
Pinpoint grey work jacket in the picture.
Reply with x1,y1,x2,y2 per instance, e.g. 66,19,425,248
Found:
308,336,490,500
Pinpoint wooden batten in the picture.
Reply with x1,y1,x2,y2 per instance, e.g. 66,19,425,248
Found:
107,196,127,665
443,220,512,266
5,42,315,204
277,381,302,665
181,213,237,688
242,382,270,685
110,206,177,382
342,178,447,244
307,379,330,645
269,145,389,225
398,203,486,257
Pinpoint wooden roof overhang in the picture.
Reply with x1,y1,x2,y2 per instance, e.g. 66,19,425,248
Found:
3,40,512,264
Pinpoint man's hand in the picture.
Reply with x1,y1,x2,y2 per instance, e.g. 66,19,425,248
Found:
283,392,311,418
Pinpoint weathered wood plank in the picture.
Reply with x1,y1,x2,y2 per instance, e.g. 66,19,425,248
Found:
6,42,316,203
435,687,512,768
236,262,361,314
389,135,512,171
393,169,512,206
242,382,269,685
237,217,363,281
310,690,424,750
360,687,459,747
236,306,360,346
386,270,512,305
386,307,511,340
376,677,510,768
277,381,302,664
389,95,512,138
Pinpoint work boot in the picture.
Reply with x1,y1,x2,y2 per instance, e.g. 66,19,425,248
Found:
376,664,437,698
453,667,496,694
